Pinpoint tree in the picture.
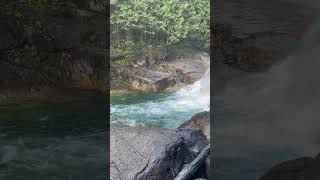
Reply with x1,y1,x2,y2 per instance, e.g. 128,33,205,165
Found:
110,0,210,48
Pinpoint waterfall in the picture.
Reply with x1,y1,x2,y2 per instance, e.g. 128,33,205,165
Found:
110,67,210,128
217,18,320,154
169,67,210,111
262,19,320,150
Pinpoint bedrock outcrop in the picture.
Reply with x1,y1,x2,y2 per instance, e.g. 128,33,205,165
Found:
111,50,209,92
179,111,211,178
179,111,210,141
110,125,208,180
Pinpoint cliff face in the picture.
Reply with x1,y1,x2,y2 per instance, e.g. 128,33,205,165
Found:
212,0,317,75
0,0,108,91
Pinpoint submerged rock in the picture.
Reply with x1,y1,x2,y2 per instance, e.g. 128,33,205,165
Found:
260,154,320,180
110,125,208,180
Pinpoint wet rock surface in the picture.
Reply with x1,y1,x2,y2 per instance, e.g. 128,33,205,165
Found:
260,154,320,180
110,125,208,180
179,111,210,141
179,111,211,179
127,71,176,92
111,50,209,92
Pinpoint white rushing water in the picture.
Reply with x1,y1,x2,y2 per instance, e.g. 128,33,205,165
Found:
111,67,210,128
215,17,320,162
214,19,320,180
168,67,210,111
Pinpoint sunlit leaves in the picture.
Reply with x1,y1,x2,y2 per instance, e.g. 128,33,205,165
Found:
111,0,209,46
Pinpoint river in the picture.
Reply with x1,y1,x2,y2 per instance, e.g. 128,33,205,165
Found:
110,68,210,129
0,92,107,180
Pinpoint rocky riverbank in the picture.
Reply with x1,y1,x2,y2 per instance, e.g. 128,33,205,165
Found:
1,0,211,97
111,49,209,93
110,111,210,180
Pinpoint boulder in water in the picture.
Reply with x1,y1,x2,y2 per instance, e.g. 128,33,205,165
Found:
110,125,208,180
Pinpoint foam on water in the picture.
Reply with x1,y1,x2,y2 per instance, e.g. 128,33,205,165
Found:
111,67,210,128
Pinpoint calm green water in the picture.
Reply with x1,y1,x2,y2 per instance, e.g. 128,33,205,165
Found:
0,95,107,180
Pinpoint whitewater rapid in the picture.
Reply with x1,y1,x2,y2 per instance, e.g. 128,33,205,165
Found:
110,67,210,128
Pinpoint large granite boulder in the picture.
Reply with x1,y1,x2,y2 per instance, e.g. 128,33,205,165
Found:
110,125,208,180
178,111,211,178
179,111,210,141
260,154,320,180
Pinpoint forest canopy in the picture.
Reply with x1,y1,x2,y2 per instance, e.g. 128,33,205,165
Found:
110,0,210,51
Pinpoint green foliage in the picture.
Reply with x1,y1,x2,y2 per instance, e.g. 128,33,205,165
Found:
111,47,122,55
119,39,136,60
111,39,167,67
111,59,127,67
1,0,60,22
0,0,62,60
110,0,209,47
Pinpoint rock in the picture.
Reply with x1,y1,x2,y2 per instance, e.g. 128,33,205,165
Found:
110,125,208,180
133,51,166,68
174,145,210,180
179,111,210,140
136,58,147,66
0,0,108,91
166,51,210,84
130,74,176,92
178,111,211,179
110,49,209,92
260,155,320,180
